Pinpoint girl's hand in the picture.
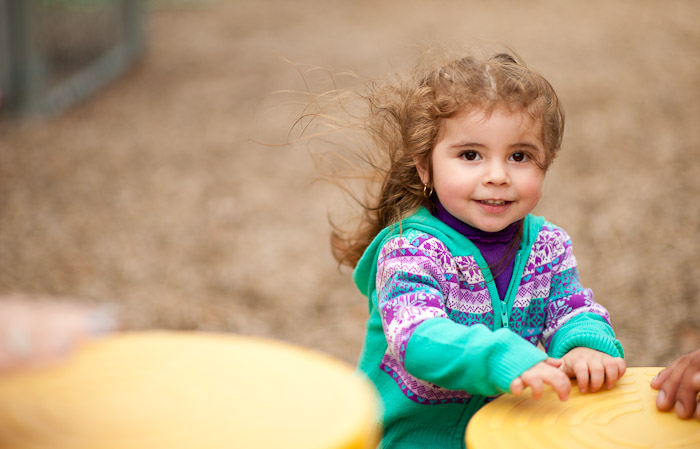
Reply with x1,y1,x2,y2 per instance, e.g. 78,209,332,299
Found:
510,357,571,401
650,349,700,420
560,347,626,393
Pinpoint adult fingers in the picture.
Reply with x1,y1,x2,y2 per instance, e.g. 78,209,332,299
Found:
693,372,700,390
0,300,120,374
651,366,672,390
656,358,688,411
674,370,700,419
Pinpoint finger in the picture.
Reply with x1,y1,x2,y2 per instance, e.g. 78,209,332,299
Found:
510,378,524,396
528,377,544,400
616,358,627,379
4,323,33,362
656,360,688,411
544,357,563,369
675,400,691,420
559,359,575,378
674,371,700,419
693,373,700,390
589,361,606,393
651,366,672,390
573,360,590,393
604,361,620,390
87,304,120,335
546,371,571,401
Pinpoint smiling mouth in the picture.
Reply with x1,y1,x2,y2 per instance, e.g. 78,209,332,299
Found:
477,199,512,206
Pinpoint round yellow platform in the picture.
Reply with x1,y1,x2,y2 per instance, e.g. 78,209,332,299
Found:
467,367,700,449
0,332,380,449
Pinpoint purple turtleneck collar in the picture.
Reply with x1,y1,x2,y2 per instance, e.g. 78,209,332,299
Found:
432,200,522,300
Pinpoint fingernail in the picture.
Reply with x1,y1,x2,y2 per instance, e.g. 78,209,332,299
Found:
87,305,119,336
7,323,32,358
656,390,665,408
675,401,685,417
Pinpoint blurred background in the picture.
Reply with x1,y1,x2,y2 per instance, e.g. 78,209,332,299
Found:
0,0,698,367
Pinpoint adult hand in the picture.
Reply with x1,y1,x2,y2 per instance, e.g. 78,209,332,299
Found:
0,294,119,373
651,349,700,420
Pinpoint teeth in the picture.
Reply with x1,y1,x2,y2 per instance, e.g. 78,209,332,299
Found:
481,200,508,205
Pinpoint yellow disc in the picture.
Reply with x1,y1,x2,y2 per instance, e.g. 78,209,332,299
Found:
0,332,380,449
467,367,700,449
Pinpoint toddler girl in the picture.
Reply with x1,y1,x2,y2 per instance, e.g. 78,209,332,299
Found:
316,50,626,448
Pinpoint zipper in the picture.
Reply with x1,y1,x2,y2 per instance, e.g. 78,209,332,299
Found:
500,252,522,329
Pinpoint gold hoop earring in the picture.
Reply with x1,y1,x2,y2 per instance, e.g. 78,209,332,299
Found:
423,184,434,198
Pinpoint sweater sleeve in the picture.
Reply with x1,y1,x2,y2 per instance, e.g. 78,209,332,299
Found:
541,226,624,359
377,233,547,397
406,319,547,395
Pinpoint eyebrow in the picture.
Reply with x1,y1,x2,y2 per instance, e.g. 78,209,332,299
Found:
449,141,484,148
513,142,544,152
449,141,543,151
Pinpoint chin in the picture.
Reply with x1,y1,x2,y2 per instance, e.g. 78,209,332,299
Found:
476,222,511,233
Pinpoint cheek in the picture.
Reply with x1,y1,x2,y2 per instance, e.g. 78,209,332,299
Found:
522,175,545,202
433,169,472,197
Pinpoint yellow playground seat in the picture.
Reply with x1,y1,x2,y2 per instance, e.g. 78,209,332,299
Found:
0,332,381,449
467,367,700,449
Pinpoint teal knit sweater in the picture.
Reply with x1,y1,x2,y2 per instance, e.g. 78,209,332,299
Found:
354,208,623,449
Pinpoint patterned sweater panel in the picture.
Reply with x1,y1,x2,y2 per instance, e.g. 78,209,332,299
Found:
514,223,611,351
374,221,614,403
377,228,489,365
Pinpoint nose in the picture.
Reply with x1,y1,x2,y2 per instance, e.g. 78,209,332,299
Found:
482,160,511,186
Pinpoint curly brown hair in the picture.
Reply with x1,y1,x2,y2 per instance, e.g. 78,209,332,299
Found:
296,49,565,268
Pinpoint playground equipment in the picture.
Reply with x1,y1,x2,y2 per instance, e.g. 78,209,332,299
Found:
467,367,700,449
0,332,381,449
0,0,145,118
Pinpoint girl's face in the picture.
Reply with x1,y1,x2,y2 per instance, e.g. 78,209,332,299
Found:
417,107,546,233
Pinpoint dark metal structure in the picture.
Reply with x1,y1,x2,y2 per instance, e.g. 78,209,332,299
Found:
0,0,145,118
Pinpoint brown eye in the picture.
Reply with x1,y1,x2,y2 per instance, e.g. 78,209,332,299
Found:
510,152,528,162
461,151,480,161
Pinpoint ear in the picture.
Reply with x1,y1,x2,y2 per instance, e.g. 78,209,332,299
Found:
413,154,430,185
